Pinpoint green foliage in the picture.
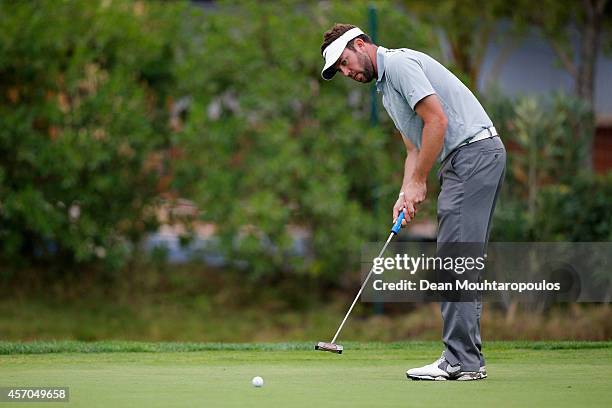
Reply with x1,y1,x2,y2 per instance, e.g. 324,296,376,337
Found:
172,0,436,280
492,172,612,242
403,0,510,88
0,0,438,280
2,0,608,285
533,173,612,241
489,92,591,188
486,92,605,242
0,0,193,269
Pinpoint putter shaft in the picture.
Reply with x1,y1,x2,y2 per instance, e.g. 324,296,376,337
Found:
330,230,396,344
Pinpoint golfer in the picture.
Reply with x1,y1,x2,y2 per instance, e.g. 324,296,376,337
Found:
320,24,506,381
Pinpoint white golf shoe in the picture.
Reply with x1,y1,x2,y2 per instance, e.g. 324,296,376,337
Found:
406,352,486,381
479,365,487,379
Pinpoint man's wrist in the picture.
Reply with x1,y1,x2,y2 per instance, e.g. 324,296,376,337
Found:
401,179,426,192
412,172,427,184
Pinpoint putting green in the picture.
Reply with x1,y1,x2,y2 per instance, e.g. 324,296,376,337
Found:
1,341,611,407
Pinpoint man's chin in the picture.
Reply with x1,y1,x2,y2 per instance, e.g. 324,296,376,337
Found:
356,74,374,83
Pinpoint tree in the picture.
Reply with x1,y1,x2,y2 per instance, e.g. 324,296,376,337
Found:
404,0,510,89
172,0,438,281
515,0,610,108
0,0,191,272
511,0,611,170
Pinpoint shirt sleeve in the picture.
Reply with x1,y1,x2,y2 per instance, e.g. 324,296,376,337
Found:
385,55,435,110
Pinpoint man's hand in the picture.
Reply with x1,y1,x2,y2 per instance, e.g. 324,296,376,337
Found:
393,195,412,226
404,180,427,207
393,180,427,227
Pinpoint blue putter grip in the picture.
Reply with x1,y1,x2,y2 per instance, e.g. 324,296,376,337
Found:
391,211,405,234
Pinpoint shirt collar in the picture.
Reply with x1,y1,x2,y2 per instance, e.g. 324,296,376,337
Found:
376,46,388,83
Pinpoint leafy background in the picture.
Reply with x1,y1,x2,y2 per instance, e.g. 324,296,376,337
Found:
0,0,610,341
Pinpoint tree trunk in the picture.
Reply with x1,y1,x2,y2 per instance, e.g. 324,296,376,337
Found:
577,0,606,106
576,0,607,170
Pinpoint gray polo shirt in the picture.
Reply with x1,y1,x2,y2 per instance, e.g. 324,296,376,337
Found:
375,46,493,161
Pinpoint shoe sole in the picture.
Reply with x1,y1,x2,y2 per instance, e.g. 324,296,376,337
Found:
455,372,486,381
406,373,448,381
407,372,486,381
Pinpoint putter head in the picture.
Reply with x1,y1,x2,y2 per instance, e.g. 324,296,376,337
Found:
315,342,343,354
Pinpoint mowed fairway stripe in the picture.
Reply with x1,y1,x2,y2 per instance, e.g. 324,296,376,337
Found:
1,344,611,407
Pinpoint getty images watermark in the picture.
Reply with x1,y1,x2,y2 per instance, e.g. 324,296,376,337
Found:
361,242,612,303
371,253,560,292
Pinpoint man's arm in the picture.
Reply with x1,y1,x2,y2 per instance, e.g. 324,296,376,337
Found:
401,136,418,187
393,94,447,225
413,94,447,183
393,136,418,224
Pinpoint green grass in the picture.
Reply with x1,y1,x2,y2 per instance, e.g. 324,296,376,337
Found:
1,340,612,354
3,297,611,342
1,341,611,407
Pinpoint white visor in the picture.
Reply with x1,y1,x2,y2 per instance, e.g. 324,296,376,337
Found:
321,27,365,80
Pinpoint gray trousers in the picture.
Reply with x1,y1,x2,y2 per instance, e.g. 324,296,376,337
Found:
436,136,506,371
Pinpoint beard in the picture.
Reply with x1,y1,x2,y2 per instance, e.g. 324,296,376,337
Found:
355,52,375,83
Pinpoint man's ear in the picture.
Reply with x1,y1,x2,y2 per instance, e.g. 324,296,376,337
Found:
353,38,365,50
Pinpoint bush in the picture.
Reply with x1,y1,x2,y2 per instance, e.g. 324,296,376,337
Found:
486,92,599,242
0,0,439,282
0,0,193,271
533,173,612,241
172,0,437,281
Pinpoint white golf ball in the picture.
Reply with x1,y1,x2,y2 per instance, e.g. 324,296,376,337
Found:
252,376,264,387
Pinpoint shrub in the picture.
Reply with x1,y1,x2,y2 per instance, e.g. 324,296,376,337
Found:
0,0,192,271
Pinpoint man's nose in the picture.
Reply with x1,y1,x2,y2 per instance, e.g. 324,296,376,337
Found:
340,66,350,77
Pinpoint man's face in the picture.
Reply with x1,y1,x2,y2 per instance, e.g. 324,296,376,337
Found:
335,46,375,83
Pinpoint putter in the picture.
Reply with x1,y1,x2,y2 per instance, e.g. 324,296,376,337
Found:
315,211,405,354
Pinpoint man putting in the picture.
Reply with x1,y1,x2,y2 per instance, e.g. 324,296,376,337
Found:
320,24,506,381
